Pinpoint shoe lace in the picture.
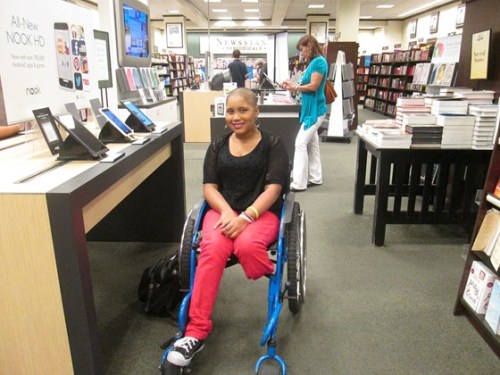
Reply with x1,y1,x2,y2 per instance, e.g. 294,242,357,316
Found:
175,337,198,351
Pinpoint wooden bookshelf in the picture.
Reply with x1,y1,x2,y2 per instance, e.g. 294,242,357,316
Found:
454,121,500,358
152,53,193,97
363,47,433,118
356,55,370,105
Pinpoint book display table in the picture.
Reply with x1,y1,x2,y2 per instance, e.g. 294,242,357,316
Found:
354,131,491,246
0,124,185,374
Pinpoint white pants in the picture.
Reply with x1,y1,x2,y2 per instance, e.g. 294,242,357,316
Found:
290,115,324,190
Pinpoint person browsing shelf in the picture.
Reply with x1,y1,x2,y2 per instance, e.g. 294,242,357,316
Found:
167,88,290,367
282,35,328,192
228,49,249,88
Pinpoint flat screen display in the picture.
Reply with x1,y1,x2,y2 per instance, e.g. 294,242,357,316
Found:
99,108,134,136
122,101,155,130
123,3,149,58
32,108,63,155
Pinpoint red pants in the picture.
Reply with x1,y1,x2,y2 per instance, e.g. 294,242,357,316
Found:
185,209,278,340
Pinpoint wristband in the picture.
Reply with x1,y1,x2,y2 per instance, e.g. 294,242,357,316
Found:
239,212,254,223
248,205,259,219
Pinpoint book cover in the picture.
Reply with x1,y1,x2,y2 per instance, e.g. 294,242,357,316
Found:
471,209,500,256
463,260,497,314
485,280,500,334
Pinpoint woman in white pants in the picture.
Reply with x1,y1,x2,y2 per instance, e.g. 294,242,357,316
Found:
282,35,328,191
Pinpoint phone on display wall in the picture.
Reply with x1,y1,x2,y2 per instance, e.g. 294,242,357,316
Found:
54,22,74,90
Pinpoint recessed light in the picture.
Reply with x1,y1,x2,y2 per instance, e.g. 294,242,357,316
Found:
360,16,373,19
168,10,180,14
218,17,232,20
308,4,325,9
215,20,236,27
398,0,447,18
376,4,394,9
244,9,259,13
211,9,228,13
204,0,221,3
241,0,258,3
243,20,264,26
246,17,260,20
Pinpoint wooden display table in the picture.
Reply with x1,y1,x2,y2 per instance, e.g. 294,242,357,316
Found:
354,131,491,246
0,124,185,374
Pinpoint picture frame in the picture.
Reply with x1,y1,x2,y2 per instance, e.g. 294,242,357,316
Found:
93,30,113,89
409,19,418,39
166,23,183,48
456,4,466,28
309,22,327,44
430,12,439,34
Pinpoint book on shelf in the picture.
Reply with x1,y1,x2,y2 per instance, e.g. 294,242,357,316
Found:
412,63,432,85
428,63,457,87
462,260,498,314
485,280,500,334
472,209,500,256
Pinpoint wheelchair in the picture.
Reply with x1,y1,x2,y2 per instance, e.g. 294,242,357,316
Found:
159,193,306,375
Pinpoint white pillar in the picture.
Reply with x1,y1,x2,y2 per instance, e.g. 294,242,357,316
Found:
336,0,360,41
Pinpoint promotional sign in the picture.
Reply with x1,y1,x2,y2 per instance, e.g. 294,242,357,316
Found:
200,36,268,55
0,0,98,124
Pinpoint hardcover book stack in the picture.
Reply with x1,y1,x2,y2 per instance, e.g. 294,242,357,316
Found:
456,90,495,105
394,97,430,127
468,104,499,150
436,114,476,148
359,120,412,149
402,113,442,148
430,98,469,116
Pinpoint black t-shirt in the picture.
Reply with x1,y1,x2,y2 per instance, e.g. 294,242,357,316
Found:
228,59,248,88
203,130,290,217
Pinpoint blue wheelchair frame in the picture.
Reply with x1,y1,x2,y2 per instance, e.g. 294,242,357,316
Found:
160,193,300,374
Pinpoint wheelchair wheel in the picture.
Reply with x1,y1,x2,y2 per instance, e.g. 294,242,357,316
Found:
179,218,196,290
286,202,306,314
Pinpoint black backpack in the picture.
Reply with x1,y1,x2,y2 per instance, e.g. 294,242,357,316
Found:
137,251,184,318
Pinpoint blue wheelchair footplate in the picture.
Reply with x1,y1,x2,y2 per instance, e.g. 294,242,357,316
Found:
160,194,304,375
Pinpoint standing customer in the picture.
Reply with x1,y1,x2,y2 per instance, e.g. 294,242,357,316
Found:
282,35,327,192
228,49,249,88
167,88,289,367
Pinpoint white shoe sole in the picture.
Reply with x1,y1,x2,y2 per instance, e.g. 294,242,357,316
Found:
167,344,205,367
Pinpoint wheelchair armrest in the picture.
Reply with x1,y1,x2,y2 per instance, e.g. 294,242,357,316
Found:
282,192,295,224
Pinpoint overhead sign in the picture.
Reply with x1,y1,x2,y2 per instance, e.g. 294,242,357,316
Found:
200,36,268,55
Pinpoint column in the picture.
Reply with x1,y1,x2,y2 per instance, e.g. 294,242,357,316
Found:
336,0,360,41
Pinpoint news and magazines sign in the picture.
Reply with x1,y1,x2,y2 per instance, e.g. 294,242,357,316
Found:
200,36,268,54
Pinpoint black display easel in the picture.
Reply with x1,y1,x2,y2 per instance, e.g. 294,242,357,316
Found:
98,122,130,143
125,114,152,133
58,133,101,160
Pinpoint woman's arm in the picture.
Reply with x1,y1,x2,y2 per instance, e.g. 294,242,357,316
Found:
293,71,323,93
243,184,282,221
0,125,21,139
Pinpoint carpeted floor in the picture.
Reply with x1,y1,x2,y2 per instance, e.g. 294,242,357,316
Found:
88,107,500,375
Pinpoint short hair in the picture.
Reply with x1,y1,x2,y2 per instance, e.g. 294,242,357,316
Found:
226,88,258,107
232,49,241,58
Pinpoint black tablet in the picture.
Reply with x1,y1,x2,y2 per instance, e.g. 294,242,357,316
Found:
32,107,64,155
99,107,135,139
89,98,109,128
122,100,156,131
54,114,109,159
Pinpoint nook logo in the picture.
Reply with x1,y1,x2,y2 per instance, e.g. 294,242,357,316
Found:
26,86,41,95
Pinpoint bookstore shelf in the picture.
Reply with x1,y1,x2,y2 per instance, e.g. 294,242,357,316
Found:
364,48,433,118
152,53,194,98
454,120,500,357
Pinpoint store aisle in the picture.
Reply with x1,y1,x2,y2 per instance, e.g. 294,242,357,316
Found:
89,107,500,374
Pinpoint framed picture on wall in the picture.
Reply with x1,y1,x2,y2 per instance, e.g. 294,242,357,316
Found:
309,22,327,44
409,19,418,39
456,4,466,28
166,23,183,48
430,12,439,34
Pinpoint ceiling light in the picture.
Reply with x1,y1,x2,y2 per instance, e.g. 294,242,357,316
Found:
241,0,258,2
211,9,228,13
204,0,221,3
308,4,325,9
246,17,260,20
218,17,232,20
244,9,259,12
215,20,236,27
360,16,373,19
243,20,264,27
168,10,180,14
398,0,446,18
376,4,394,9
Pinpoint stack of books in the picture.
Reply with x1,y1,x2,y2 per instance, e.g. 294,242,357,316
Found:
431,98,469,115
469,104,499,150
358,120,411,148
403,113,442,148
436,114,476,148
394,97,430,127
456,90,495,105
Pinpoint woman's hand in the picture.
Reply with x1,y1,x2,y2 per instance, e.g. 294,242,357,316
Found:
214,209,248,239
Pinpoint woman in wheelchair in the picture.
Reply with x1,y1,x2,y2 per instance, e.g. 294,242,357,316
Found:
167,88,290,367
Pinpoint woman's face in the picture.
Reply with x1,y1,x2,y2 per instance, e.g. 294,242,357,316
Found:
299,43,311,62
225,94,259,135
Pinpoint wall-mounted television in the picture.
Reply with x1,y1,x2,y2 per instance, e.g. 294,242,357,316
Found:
115,0,151,67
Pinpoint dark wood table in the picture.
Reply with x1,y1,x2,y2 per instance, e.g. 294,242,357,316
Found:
354,131,491,246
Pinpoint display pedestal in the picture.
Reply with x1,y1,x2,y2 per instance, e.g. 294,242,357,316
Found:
98,122,130,143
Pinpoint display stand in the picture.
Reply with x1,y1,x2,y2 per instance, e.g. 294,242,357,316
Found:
98,122,130,143
58,135,102,160
125,114,152,133
322,51,355,142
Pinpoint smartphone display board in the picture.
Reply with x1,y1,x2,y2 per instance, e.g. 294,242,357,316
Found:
122,101,155,131
54,22,74,90
89,98,108,128
54,114,109,159
32,108,64,155
99,108,134,139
